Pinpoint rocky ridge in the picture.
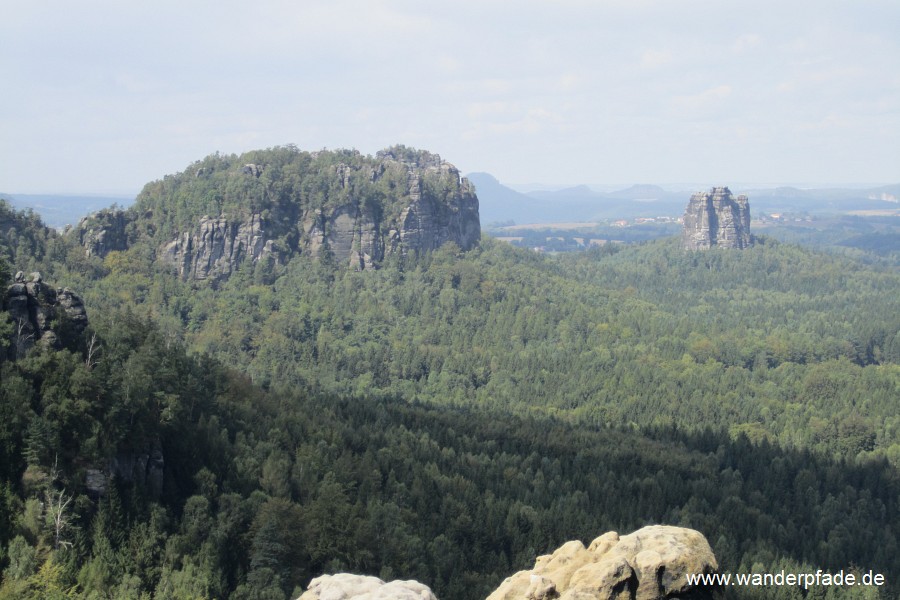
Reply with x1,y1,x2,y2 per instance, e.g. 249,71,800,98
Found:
72,146,481,281
3,271,88,358
682,186,752,250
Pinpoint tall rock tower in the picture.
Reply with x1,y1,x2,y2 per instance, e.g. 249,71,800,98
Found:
682,186,752,250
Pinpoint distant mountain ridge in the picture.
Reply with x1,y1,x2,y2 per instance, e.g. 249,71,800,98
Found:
2,193,134,229
469,174,900,225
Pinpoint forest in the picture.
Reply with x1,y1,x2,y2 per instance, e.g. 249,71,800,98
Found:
0,150,898,600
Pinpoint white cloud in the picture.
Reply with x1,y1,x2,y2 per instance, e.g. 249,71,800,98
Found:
671,85,734,116
462,106,563,140
640,49,673,69
1,0,899,190
466,102,511,119
732,34,761,53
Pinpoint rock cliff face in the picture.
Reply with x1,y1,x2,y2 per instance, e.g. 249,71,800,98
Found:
487,525,718,600
3,271,88,358
682,187,752,250
160,213,275,281
286,149,479,275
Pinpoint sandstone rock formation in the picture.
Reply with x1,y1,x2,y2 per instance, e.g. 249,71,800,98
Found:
160,213,275,281
297,573,438,600
73,146,481,281
487,525,718,600
3,271,88,358
156,149,480,280
77,208,129,258
682,187,752,250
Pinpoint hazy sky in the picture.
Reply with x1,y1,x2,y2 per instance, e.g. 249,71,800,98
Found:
2,1,898,194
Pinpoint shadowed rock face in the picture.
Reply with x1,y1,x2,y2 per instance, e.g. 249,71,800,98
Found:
682,187,752,250
76,208,129,258
487,525,719,600
3,271,88,358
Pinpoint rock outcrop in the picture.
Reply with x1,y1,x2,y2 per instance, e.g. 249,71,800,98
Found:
3,271,88,358
487,525,718,600
77,208,129,258
297,574,438,600
86,440,165,499
682,187,752,250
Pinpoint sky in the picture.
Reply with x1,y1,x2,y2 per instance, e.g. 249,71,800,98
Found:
2,0,898,194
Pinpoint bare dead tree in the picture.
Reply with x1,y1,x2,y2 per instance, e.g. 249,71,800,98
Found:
45,487,74,550
85,332,100,370
14,317,35,359
45,456,74,550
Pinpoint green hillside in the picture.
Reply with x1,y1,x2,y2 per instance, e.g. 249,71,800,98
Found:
1,145,898,600
53,228,899,463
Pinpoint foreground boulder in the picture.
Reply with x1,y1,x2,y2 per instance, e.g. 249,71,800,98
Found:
297,573,438,600
487,525,718,600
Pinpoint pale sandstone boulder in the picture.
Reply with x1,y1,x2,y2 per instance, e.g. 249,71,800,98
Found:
297,573,438,600
487,525,718,600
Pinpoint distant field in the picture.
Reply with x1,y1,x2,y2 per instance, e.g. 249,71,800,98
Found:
491,222,602,231
847,209,900,216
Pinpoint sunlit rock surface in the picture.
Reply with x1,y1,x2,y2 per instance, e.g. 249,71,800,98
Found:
487,525,718,600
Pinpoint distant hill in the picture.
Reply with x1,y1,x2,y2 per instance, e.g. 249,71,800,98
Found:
465,172,558,224
467,175,900,225
71,145,481,281
746,184,900,213
1,193,134,228
469,175,689,223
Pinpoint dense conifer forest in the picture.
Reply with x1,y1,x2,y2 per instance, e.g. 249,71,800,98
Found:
1,167,898,600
